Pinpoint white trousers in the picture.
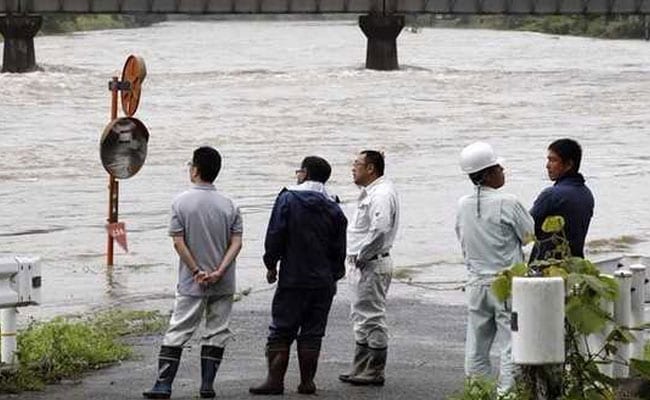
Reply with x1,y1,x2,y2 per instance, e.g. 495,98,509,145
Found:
162,294,234,348
465,284,515,393
349,256,392,349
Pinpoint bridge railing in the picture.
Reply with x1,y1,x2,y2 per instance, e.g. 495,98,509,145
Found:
2,0,650,15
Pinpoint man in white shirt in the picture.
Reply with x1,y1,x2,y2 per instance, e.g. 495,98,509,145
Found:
455,142,534,395
339,150,400,387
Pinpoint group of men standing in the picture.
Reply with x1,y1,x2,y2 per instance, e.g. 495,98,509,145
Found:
142,148,399,399
456,138,594,396
140,138,593,399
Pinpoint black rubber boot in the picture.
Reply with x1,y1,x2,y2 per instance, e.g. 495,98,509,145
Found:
143,346,183,399
297,340,321,395
249,341,290,395
199,345,224,399
338,342,371,383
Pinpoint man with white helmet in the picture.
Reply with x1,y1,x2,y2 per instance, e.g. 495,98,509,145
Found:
455,141,534,394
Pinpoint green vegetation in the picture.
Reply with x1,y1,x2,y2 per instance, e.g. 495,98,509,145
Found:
449,377,498,400
587,235,643,254
393,267,417,281
233,287,252,302
408,14,649,39
646,341,650,361
491,215,650,399
0,309,168,394
40,14,166,35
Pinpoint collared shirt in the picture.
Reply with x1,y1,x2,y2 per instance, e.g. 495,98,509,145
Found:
347,177,400,262
455,186,534,285
169,183,243,297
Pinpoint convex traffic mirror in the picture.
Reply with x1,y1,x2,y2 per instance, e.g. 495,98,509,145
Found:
100,117,149,179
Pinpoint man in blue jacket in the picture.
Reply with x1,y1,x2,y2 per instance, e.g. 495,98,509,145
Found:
527,139,595,400
250,156,347,396
530,138,594,261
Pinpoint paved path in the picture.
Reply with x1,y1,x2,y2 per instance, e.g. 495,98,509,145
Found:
5,287,467,400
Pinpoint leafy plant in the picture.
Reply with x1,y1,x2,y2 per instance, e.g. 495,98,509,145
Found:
491,216,650,399
449,377,498,400
0,309,168,393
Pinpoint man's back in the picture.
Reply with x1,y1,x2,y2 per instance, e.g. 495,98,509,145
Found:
170,184,242,296
456,187,534,281
264,188,347,289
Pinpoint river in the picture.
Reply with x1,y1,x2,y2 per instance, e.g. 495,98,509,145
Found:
1,20,650,320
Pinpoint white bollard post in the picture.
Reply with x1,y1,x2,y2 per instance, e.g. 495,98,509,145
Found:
1,307,18,365
587,284,614,377
512,277,565,364
629,264,646,361
613,270,632,378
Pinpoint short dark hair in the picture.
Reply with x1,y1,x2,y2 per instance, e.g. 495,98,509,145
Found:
192,146,222,183
360,150,385,176
469,165,499,185
301,156,331,183
548,138,582,173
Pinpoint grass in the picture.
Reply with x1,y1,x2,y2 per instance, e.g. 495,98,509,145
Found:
393,267,417,281
408,14,648,40
448,377,498,400
586,235,643,254
40,14,166,35
0,309,167,394
233,287,252,302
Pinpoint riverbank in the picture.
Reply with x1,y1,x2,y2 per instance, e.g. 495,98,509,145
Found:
6,284,467,400
39,14,166,34
408,14,649,39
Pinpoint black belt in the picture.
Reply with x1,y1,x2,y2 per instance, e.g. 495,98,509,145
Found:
368,252,390,261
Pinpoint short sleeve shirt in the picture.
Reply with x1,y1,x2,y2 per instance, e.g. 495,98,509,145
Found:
169,183,243,297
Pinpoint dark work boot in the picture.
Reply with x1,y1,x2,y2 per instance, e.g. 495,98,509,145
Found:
344,346,387,386
297,341,321,395
338,343,371,383
249,341,291,395
143,346,183,399
199,345,224,399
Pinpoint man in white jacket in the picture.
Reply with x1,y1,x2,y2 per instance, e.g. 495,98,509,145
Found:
339,150,400,387
455,142,534,394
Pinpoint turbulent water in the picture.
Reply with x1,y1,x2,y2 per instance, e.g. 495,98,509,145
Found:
1,20,650,319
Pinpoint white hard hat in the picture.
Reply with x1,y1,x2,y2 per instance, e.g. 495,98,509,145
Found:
459,141,504,174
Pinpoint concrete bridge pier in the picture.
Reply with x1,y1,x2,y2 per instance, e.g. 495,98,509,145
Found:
359,14,405,71
0,14,42,73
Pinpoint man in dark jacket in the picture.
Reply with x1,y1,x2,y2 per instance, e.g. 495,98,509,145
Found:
526,139,594,399
530,138,594,261
250,156,347,396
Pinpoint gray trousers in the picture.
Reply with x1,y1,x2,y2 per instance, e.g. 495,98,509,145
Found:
349,256,392,349
465,284,515,394
162,293,234,348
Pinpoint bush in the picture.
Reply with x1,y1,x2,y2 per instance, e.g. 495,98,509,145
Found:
0,309,167,394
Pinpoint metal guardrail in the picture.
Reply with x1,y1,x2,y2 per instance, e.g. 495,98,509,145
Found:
0,257,41,366
1,0,650,15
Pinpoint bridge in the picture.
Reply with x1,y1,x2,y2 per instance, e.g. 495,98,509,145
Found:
1,0,649,73
4,0,650,15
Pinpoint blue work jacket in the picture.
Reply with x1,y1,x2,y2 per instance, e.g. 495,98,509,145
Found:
263,188,347,288
530,173,594,260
